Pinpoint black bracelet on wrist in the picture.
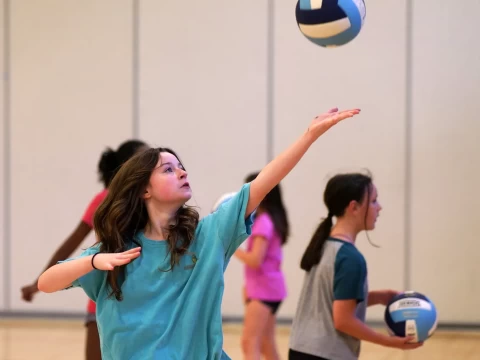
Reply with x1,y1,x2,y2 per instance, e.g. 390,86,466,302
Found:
91,253,100,270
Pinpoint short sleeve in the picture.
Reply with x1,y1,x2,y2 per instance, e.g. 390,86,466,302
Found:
333,245,367,302
209,182,254,259
81,190,108,228
58,244,106,302
250,213,274,241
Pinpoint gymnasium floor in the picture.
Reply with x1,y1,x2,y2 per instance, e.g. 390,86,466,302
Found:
0,318,479,359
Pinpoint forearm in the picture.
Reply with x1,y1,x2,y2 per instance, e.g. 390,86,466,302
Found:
235,249,260,269
248,130,315,214
336,316,390,346
368,290,383,306
38,256,95,293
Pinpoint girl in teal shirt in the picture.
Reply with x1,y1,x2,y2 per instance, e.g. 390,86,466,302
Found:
38,107,360,359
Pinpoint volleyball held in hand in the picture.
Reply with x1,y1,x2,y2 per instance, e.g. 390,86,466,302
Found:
384,291,438,343
295,0,366,48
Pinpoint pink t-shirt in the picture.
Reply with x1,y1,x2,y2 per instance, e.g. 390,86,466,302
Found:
244,212,287,301
81,189,108,228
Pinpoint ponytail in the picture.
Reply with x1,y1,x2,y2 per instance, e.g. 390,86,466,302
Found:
300,172,374,272
300,214,333,272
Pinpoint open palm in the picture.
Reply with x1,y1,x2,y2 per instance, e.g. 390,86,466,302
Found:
92,247,142,271
309,107,361,139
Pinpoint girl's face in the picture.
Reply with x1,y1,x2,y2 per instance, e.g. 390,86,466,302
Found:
144,152,192,205
360,183,382,230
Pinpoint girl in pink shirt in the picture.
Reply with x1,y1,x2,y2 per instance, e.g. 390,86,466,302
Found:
235,171,290,360
20,139,147,360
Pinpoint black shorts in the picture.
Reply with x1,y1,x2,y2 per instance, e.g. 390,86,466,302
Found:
246,298,282,315
289,349,329,360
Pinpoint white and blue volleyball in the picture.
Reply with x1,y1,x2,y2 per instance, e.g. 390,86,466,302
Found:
211,192,236,213
384,291,438,343
295,0,366,48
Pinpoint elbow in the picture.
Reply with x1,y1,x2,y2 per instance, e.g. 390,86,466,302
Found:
333,315,350,333
248,259,262,270
37,275,56,293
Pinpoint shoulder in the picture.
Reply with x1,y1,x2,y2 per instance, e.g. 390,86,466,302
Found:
203,183,252,223
332,242,368,301
85,189,108,210
194,214,218,246
335,242,367,272
221,182,251,212
82,189,109,227
91,189,109,203
254,212,273,226
195,183,254,252
250,212,274,238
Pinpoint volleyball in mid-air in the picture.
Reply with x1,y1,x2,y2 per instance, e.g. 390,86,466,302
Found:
295,0,366,48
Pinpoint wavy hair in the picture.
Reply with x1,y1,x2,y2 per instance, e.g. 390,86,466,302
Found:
93,147,199,300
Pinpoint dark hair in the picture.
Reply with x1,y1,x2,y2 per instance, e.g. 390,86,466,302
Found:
97,139,147,187
245,172,290,245
300,172,372,272
93,147,200,300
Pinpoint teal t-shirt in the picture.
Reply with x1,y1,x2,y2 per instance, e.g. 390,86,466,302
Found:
62,183,253,359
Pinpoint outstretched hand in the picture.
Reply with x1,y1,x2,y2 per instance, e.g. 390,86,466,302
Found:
308,107,361,139
92,247,142,271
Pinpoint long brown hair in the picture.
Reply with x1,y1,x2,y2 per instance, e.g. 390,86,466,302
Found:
245,172,290,245
93,147,199,301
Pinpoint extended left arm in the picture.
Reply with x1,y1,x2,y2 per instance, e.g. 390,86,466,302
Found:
246,131,315,217
245,108,360,217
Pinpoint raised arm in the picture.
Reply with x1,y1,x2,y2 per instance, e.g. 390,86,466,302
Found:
245,108,360,216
